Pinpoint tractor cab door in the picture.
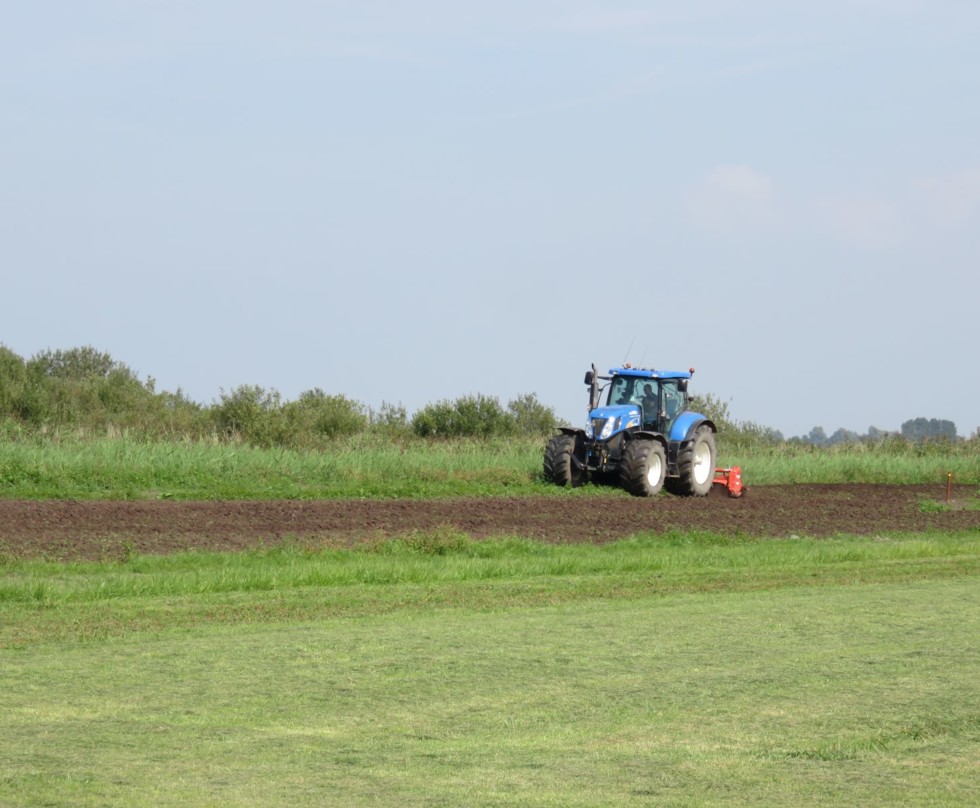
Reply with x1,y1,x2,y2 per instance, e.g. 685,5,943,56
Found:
658,380,686,434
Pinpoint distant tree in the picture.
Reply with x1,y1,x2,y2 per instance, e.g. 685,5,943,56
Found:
901,418,928,440
804,426,827,445
827,427,860,445
901,417,957,442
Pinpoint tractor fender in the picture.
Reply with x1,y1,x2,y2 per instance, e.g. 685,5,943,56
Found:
669,413,716,443
556,426,586,438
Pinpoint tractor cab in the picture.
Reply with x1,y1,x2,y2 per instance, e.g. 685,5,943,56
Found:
606,374,687,433
586,365,692,439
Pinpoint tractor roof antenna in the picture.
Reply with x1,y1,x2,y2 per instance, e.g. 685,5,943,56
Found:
622,337,635,367
637,346,649,369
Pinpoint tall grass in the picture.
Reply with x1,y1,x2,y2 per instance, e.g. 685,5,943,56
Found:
1,433,979,500
725,438,980,485
0,434,546,499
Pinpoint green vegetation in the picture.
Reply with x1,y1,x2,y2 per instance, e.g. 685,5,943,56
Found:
3,530,979,644
1,432,978,500
2,531,978,806
716,437,980,486
3,344,975,452
2,344,977,499
0,345,559,446
0,434,547,499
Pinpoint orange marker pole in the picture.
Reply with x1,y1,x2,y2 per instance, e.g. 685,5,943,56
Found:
946,472,953,503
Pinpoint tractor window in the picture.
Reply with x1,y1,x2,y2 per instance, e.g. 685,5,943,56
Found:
661,380,686,429
608,377,637,405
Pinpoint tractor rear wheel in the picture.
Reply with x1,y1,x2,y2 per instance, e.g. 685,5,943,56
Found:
543,433,586,487
666,425,716,496
619,439,667,497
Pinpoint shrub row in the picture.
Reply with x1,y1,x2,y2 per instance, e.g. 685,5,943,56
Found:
0,346,559,447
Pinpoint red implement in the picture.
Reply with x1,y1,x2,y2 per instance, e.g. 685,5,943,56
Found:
713,466,745,497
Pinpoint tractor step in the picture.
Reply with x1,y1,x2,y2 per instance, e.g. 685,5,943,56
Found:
713,466,745,497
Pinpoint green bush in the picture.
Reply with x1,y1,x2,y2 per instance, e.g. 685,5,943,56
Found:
11,346,158,431
369,401,411,436
28,346,120,380
146,389,209,440
688,392,734,433
284,389,369,443
507,393,559,436
412,395,506,438
211,385,286,447
411,393,558,439
0,345,29,420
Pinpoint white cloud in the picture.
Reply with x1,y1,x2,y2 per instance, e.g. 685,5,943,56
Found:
686,164,778,235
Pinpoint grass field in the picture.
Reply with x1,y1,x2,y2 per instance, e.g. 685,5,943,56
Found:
1,434,978,499
2,531,978,806
2,435,978,804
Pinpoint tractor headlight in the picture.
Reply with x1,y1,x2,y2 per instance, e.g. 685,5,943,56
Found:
598,418,617,440
584,420,594,438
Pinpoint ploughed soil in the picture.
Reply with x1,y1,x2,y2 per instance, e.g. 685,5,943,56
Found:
1,484,978,562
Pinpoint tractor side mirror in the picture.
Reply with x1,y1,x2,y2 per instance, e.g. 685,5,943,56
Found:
584,371,594,385
678,379,689,393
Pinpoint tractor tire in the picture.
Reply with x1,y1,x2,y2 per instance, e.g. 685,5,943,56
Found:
619,439,667,497
666,425,716,496
543,434,586,487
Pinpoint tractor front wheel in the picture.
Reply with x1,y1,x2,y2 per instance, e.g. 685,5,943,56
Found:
543,434,586,487
619,439,667,497
666,426,717,496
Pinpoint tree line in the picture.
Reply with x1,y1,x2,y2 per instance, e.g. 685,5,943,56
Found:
0,345,967,448
0,345,559,446
795,419,960,446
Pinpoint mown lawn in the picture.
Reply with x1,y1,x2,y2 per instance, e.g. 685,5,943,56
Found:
2,531,978,806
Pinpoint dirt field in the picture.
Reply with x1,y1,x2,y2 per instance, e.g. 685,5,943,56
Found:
1,483,978,561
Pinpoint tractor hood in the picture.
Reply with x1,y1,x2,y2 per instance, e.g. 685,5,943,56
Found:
585,404,641,441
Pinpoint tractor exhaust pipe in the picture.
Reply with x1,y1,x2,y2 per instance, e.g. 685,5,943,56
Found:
585,363,600,412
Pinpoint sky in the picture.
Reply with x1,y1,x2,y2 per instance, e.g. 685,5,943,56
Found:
2,1,979,438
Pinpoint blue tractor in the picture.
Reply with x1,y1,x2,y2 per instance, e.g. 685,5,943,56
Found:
543,364,718,497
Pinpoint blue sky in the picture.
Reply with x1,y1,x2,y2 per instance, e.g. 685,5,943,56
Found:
2,2,978,438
